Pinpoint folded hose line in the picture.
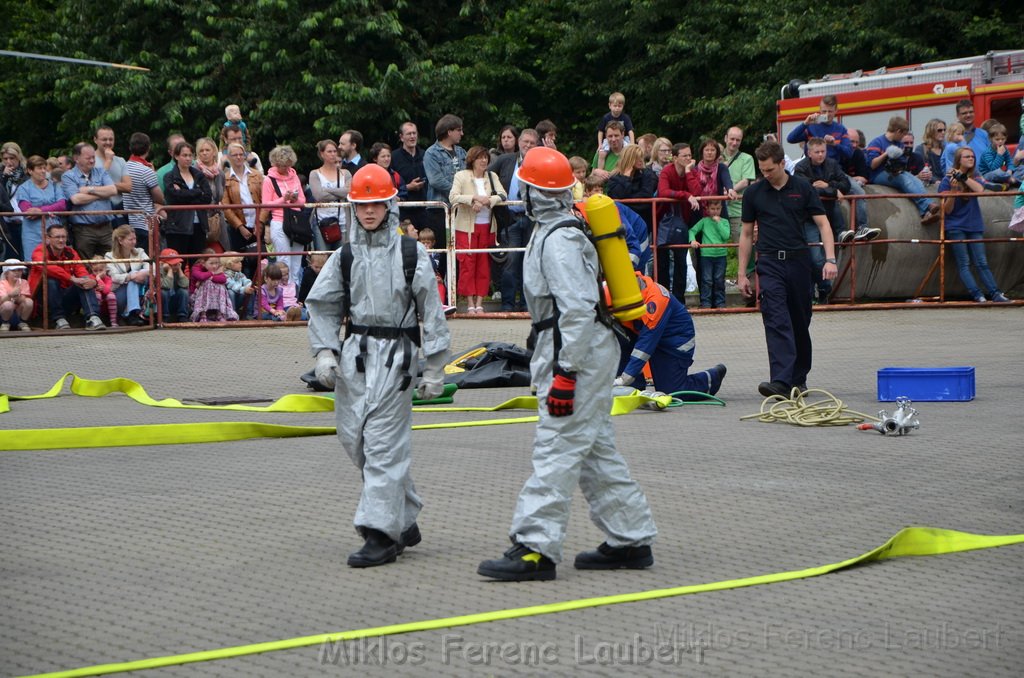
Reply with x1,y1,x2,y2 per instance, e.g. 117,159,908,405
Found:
21,526,1024,678
1,373,672,416
0,374,673,450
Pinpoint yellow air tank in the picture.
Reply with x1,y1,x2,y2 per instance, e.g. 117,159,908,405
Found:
583,193,645,321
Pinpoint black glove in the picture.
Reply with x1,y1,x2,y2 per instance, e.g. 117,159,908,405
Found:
546,367,576,417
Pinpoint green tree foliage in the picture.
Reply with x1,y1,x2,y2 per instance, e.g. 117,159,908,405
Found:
1,0,1020,164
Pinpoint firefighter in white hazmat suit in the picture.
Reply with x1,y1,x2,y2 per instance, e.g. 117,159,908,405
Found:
307,164,451,568
477,147,657,581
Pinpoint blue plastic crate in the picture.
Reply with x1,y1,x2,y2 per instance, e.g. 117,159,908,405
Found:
877,367,975,402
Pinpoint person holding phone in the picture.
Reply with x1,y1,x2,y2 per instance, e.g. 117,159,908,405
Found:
261,145,306,286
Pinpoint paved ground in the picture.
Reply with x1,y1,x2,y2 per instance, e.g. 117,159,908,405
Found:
1,306,1022,677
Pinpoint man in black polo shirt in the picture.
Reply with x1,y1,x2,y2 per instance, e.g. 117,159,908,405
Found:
391,121,428,227
737,141,836,398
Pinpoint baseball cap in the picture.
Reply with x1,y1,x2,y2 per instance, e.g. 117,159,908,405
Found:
160,248,183,266
2,258,27,272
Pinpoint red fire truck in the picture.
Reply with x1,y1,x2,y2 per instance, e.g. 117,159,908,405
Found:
777,50,1024,159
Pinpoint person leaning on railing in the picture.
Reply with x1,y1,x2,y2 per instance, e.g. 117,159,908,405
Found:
937,147,1011,304
221,141,264,277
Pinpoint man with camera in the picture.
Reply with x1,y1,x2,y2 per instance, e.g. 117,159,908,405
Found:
866,117,941,225
786,95,853,164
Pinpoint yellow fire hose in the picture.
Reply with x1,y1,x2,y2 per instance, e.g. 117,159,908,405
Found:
20,526,1024,678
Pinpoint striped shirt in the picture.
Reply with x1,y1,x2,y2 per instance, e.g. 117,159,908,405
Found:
123,161,159,230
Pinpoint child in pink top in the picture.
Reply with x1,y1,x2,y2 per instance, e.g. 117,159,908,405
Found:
260,262,288,321
277,262,308,320
0,259,34,331
90,257,116,327
191,255,239,322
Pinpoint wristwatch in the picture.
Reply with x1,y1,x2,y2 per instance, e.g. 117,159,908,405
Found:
825,258,836,264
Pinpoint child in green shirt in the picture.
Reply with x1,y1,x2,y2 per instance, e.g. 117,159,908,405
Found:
690,199,731,308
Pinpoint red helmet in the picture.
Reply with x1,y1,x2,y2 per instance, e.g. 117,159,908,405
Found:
516,147,575,191
349,164,398,203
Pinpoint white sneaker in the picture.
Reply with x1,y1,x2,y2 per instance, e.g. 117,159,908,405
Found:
54,318,71,330
838,230,855,243
85,315,106,331
0,322,9,331
17,323,31,331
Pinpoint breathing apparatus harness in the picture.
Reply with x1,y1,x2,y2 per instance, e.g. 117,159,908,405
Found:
339,235,421,391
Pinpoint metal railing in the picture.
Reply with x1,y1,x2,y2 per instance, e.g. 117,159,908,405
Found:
2,188,1021,334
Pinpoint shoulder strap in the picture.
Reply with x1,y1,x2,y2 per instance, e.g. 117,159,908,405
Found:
400,236,418,287
269,176,282,197
340,242,353,323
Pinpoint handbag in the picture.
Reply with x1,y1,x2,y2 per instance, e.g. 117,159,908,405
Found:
315,168,344,244
319,216,342,244
205,211,223,243
269,176,314,246
656,205,689,246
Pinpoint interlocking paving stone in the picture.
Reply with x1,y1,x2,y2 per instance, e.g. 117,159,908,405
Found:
1,309,1021,676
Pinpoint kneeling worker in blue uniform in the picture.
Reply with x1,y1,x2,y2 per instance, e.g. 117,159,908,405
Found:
610,272,726,399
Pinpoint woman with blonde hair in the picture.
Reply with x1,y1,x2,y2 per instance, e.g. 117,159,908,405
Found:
261,145,306,285
916,119,947,180
195,137,226,248
105,224,151,325
606,144,659,228
648,137,673,177
449,145,506,313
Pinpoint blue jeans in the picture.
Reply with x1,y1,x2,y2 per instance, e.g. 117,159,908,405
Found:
161,288,190,320
872,171,932,215
946,229,1001,299
699,255,727,308
46,278,99,322
843,176,868,230
114,281,143,317
499,213,528,311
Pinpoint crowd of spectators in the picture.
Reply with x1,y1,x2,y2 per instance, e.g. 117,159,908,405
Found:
1,96,1020,330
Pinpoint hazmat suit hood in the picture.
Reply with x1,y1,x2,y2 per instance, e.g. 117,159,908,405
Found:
348,197,401,246
525,185,575,231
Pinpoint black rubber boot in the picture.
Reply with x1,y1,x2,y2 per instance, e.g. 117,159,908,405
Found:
574,542,654,570
477,542,556,581
347,529,398,568
395,523,421,556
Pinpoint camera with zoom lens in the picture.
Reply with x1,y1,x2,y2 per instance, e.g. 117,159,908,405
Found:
951,170,968,183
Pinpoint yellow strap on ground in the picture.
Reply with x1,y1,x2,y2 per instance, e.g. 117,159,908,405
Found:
1,373,335,414
0,377,669,451
1,422,339,450
1,374,671,418
23,526,1024,678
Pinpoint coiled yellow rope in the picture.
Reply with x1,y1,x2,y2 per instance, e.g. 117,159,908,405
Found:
740,387,881,427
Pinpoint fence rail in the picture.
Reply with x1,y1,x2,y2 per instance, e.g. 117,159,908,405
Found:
2,188,1021,333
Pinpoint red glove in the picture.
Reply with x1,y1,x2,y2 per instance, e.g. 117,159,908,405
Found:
546,368,576,417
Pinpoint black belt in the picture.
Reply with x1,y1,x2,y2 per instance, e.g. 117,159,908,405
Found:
758,248,808,260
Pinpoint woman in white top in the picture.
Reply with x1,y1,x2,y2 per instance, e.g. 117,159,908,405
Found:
308,139,351,251
105,224,151,325
449,145,506,313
